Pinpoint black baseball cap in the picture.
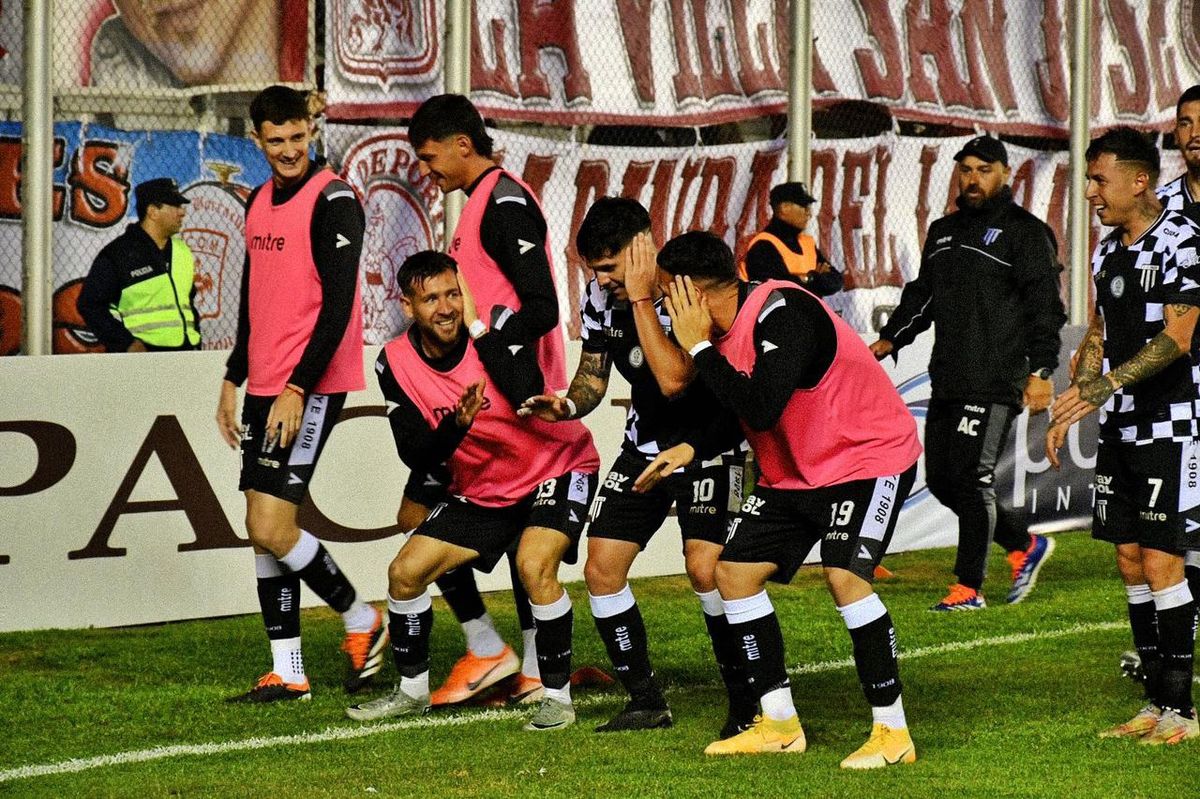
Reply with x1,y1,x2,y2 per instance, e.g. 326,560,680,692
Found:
135,177,190,209
953,135,1008,166
769,182,817,207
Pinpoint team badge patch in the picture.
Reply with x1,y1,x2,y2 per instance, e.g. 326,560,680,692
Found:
982,228,1001,245
629,345,645,368
1110,275,1125,298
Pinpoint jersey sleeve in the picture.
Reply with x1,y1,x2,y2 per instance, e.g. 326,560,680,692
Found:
375,350,469,473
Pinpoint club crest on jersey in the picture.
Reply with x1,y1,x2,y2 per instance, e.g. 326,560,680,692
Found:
1137,262,1158,292
1110,275,1125,298
982,228,1001,245
628,345,645,368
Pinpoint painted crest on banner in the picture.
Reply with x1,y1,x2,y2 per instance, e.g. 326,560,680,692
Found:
181,166,253,351
1183,0,1200,74
333,0,440,88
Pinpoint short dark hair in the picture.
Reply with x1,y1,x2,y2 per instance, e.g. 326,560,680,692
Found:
409,94,494,157
575,197,651,261
1085,126,1160,184
397,250,458,297
249,86,310,131
1178,85,1200,117
656,231,737,284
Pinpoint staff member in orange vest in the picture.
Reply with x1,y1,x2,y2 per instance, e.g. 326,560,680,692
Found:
77,177,201,352
739,182,843,296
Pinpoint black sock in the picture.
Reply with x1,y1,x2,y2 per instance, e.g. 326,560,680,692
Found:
1155,600,1197,716
510,558,534,632
592,603,659,701
294,543,357,613
257,573,301,639
388,606,433,679
435,567,487,624
1128,598,1162,704
847,612,903,707
727,611,789,702
533,605,574,691
702,611,755,717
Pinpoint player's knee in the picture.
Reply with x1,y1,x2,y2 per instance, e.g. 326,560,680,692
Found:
684,557,717,594
517,554,558,601
583,557,622,595
387,555,424,600
713,560,744,596
244,509,289,554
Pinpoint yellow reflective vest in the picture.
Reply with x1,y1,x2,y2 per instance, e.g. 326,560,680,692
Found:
114,237,200,348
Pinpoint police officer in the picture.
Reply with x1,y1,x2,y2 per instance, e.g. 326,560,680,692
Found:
77,177,201,352
739,181,843,296
871,135,1066,611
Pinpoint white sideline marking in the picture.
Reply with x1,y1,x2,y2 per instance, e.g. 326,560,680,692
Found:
0,618,1171,784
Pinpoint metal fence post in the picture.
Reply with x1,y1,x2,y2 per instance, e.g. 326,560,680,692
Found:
21,0,53,355
787,0,813,183
1068,0,1092,326
443,0,472,247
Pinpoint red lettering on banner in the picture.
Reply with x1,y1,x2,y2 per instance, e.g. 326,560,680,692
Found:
621,161,654,199
838,149,872,279
905,0,973,107
1037,0,1068,123
516,0,592,101
672,158,703,237
69,416,244,559
810,148,838,258
568,160,611,338
854,0,904,100
872,147,903,289
730,3,782,96
521,154,558,201
472,14,518,96
914,145,939,251
0,136,67,220
1149,2,1182,112
1104,0,1149,116
1010,159,1035,210
1047,162,1069,264
667,0,702,101
734,148,784,258
646,160,678,246
961,0,1017,111
68,141,130,229
614,0,656,103
689,157,735,239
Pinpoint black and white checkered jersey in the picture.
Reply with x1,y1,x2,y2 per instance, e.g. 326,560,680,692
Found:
1156,174,1200,224
579,278,743,459
1092,209,1200,443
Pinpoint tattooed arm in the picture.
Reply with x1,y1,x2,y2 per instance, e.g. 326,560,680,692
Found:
1071,313,1106,385
520,349,613,422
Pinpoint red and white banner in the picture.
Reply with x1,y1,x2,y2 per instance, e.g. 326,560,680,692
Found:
325,0,1200,134
329,123,1158,343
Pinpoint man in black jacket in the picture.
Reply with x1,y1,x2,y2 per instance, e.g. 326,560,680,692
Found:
739,182,844,296
871,135,1066,611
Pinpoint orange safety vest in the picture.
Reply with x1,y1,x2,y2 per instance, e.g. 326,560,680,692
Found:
738,231,818,281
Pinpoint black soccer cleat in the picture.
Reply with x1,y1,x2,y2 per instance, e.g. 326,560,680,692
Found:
595,701,674,732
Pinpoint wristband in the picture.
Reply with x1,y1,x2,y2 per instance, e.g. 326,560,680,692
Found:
284,383,305,399
564,397,578,419
468,319,487,340
629,296,652,305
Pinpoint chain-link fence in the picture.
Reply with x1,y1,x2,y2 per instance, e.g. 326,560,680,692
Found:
7,2,1200,355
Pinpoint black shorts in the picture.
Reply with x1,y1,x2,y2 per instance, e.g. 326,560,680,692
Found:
587,449,743,549
416,469,598,572
1092,438,1200,553
238,392,346,504
720,464,917,583
403,465,451,508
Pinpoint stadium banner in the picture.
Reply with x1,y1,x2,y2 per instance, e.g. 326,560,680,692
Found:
0,330,1095,633
0,121,271,356
329,123,1151,342
324,0,1200,134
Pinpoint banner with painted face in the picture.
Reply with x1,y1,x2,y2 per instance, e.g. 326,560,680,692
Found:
329,122,1177,344
0,122,271,355
324,0,1200,133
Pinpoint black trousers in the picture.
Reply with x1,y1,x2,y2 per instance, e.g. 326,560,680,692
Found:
924,400,1031,589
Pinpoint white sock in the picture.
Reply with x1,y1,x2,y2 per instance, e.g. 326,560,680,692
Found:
544,685,572,704
695,588,724,618
270,637,305,684
279,530,320,572
1151,580,1194,611
400,672,430,700
463,613,506,658
342,601,378,633
760,686,796,721
521,628,539,679
871,696,907,729
255,553,282,578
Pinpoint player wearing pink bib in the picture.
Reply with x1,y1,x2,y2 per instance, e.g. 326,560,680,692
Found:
639,232,921,768
215,86,385,704
401,94,571,710
346,251,600,731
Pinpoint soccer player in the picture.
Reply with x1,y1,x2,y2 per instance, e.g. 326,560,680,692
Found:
215,85,386,702
872,135,1064,610
643,231,922,768
1158,84,1200,225
521,198,753,735
1048,127,1200,744
347,252,599,731
402,93,569,705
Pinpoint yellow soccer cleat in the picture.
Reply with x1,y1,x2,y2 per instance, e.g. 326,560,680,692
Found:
704,715,806,756
1140,708,1199,745
1098,704,1161,739
840,723,917,769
